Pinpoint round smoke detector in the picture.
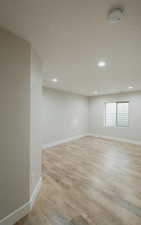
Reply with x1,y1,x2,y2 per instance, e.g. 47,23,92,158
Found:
108,8,124,24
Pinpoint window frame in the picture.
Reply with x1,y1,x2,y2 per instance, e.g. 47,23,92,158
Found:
104,101,129,128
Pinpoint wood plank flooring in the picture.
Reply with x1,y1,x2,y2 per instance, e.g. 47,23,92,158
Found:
15,136,141,225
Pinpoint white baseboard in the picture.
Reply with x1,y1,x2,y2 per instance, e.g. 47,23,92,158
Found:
0,177,42,225
0,203,30,225
88,133,141,146
43,133,89,149
30,177,42,208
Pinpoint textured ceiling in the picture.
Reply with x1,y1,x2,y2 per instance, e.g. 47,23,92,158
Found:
0,0,141,96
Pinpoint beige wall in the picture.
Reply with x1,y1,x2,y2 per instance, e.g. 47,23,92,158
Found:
30,49,42,195
88,92,141,142
43,88,88,146
0,28,30,220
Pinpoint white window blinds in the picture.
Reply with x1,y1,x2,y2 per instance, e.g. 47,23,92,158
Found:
117,102,129,127
105,103,116,127
105,102,129,128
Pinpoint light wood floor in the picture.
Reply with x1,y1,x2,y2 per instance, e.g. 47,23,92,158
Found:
15,136,141,225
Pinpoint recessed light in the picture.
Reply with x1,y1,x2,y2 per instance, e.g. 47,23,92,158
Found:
128,86,133,89
97,60,107,68
52,78,58,83
93,91,98,95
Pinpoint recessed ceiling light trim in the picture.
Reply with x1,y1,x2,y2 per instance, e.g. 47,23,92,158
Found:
128,86,133,89
52,78,58,83
97,60,107,68
93,90,98,95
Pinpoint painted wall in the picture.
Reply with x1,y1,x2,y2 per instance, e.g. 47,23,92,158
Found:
43,88,88,146
0,28,30,220
88,92,141,142
30,49,42,195
0,29,43,223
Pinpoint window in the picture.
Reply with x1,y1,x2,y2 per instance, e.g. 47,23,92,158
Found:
105,103,116,127
117,102,129,127
105,102,129,128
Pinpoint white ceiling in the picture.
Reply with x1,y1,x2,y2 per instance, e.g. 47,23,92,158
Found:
0,0,141,96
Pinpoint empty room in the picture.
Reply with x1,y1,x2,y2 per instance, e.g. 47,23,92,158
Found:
0,1,141,225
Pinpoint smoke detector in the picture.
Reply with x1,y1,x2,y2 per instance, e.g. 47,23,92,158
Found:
108,8,124,24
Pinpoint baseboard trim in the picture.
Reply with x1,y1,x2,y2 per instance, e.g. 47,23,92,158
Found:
30,177,42,208
43,133,89,149
0,202,30,225
88,133,141,146
0,177,42,225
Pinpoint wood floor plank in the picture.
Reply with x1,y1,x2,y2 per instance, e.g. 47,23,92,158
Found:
15,136,141,225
